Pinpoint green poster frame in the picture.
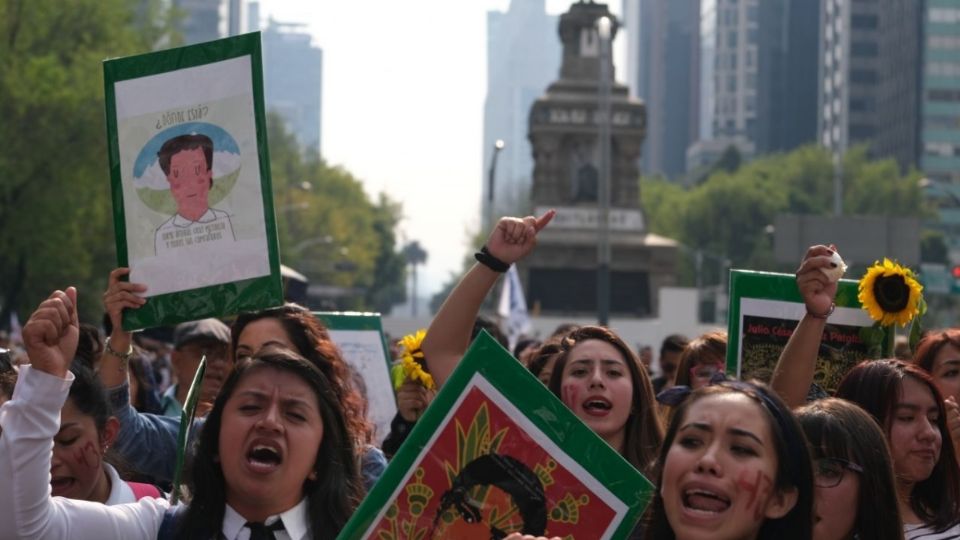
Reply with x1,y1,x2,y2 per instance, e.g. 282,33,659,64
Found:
314,311,397,444
103,32,281,330
337,332,653,540
726,270,885,388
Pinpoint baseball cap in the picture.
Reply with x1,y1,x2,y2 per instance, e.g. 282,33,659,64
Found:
173,319,231,349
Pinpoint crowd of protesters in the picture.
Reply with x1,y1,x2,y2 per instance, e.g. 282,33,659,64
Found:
1,211,959,539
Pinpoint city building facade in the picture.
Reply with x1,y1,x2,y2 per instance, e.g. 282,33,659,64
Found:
483,0,561,230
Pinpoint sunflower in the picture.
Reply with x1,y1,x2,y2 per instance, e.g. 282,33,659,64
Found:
391,329,434,390
858,258,924,327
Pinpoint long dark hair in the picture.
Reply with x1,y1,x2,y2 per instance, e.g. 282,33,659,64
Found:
548,326,663,476
836,359,960,531
796,398,904,540
644,381,815,540
177,346,363,540
231,304,373,447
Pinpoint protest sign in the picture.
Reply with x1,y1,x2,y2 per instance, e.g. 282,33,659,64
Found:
727,270,882,392
316,312,397,446
104,32,281,330
337,332,652,540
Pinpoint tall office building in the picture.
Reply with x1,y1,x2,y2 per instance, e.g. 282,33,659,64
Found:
483,0,561,230
689,0,819,171
626,0,700,179
261,19,323,153
819,0,923,172
922,2,960,183
174,0,246,44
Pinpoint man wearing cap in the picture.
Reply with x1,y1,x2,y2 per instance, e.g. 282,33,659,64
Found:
160,318,232,418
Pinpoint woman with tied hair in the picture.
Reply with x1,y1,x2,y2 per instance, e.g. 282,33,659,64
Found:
0,287,362,540
98,268,385,492
796,398,904,540
422,212,663,474
643,380,815,540
772,245,960,538
527,342,562,386
547,326,664,477
912,329,960,464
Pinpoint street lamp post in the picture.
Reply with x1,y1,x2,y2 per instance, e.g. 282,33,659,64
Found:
487,139,505,230
597,16,613,327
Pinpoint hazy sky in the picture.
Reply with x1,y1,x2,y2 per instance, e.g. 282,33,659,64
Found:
259,0,625,300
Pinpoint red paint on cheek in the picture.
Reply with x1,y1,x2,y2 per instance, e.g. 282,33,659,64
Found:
736,469,774,521
562,384,579,408
72,441,101,470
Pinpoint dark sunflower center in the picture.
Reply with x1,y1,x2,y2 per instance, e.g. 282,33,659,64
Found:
872,274,910,312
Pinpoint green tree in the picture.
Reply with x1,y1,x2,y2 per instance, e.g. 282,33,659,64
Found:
0,0,178,324
641,144,926,283
267,114,406,312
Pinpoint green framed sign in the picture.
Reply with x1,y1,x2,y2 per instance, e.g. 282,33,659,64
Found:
315,312,397,445
103,32,282,330
727,270,882,392
338,332,652,540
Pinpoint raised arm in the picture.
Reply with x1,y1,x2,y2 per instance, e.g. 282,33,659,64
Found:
0,288,165,539
422,211,554,387
95,267,185,481
770,245,840,409
98,267,147,388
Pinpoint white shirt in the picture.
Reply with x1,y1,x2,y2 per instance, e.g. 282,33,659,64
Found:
222,499,308,540
154,207,236,256
0,366,311,540
103,463,138,506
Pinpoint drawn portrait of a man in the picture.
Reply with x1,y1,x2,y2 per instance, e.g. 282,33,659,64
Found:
154,133,236,255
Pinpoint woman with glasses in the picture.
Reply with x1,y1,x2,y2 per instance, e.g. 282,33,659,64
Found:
796,398,903,540
773,245,960,538
672,332,728,391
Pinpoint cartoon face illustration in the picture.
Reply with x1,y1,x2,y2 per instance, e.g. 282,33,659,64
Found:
158,134,214,220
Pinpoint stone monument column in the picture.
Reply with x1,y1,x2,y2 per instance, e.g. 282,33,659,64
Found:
524,0,678,318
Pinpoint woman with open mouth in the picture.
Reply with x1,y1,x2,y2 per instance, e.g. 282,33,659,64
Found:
98,267,386,493
51,361,164,505
546,326,664,478
643,380,815,540
0,287,362,539
423,211,665,539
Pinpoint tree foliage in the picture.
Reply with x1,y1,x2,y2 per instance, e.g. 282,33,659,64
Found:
642,144,929,282
0,0,178,323
0,1,406,323
267,114,406,312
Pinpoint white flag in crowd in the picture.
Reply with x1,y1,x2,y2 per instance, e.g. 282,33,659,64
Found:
497,265,532,350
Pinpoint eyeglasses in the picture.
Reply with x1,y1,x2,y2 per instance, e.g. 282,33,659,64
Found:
814,457,863,488
690,363,725,382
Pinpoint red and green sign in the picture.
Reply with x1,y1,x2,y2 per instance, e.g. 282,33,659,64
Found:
338,333,652,539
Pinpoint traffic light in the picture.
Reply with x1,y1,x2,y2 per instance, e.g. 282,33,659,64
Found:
952,266,960,280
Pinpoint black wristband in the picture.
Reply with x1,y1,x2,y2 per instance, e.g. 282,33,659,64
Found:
475,245,510,273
